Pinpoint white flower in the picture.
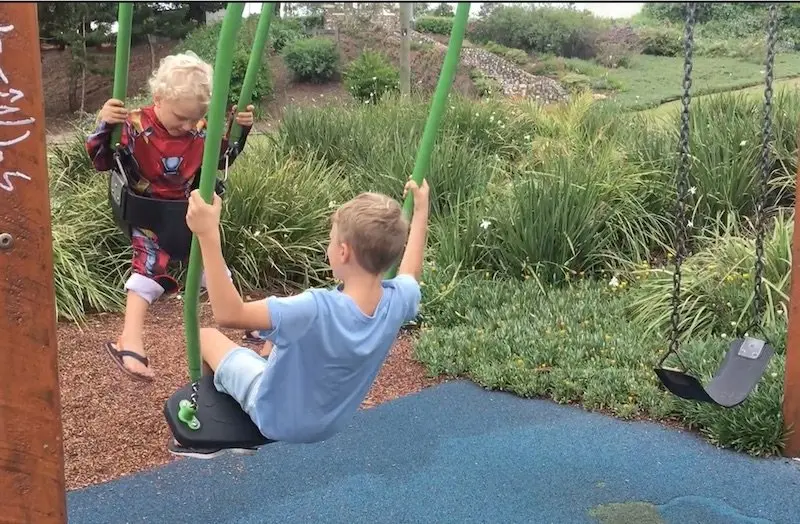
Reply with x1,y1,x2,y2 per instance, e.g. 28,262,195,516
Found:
740,140,747,146
524,134,531,140
609,276,619,288
688,186,696,195
480,220,491,230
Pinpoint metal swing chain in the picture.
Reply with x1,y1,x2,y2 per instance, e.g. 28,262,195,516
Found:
753,4,778,331
667,2,696,367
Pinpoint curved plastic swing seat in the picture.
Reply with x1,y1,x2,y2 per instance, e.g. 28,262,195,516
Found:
164,375,274,449
654,337,774,407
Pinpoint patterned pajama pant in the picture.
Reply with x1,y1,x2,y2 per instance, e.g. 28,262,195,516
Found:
125,228,230,304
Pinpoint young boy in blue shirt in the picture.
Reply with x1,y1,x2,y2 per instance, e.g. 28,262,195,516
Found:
169,179,429,457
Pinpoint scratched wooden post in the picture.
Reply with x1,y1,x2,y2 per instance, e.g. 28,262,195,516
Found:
0,3,67,522
784,124,800,458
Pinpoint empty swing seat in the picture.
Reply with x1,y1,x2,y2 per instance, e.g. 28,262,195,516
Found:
654,336,774,408
164,375,274,449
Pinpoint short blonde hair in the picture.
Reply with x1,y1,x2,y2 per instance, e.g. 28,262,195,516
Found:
148,51,213,106
332,192,409,275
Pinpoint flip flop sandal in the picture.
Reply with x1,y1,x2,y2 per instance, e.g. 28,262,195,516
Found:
242,330,268,343
104,341,154,382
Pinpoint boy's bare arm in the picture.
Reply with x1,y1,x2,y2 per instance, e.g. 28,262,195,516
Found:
197,233,272,330
397,182,430,281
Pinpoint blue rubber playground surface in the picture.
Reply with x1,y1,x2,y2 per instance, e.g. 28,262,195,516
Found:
68,380,800,523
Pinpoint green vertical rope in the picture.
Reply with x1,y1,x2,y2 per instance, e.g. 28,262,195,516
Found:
230,2,275,144
110,2,133,147
183,3,245,381
385,2,470,279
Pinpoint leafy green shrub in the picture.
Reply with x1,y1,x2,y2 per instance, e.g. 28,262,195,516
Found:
415,16,454,35
469,69,502,98
48,132,134,321
468,5,608,59
178,18,273,104
282,37,340,83
593,41,633,68
637,26,683,56
343,50,399,104
219,140,351,290
626,211,792,342
271,17,305,52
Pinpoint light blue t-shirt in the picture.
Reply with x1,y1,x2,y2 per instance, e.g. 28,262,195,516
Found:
252,274,422,443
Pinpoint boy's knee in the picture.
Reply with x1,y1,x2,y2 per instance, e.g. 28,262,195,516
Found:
199,327,222,351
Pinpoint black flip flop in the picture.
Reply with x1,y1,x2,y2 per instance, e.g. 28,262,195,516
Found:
104,341,154,382
242,330,267,343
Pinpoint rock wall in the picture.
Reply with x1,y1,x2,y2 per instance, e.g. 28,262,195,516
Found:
320,5,567,103
410,31,568,104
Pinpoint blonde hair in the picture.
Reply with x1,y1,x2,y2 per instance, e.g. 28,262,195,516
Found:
332,192,409,275
148,51,213,106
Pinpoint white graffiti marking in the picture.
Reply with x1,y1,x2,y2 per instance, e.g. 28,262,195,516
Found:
0,130,30,147
0,117,34,126
0,88,23,102
0,24,34,193
0,25,13,54
0,170,31,192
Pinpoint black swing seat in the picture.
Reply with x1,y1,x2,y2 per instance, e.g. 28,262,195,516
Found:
164,375,274,449
654,336,774,408
107,149,226,261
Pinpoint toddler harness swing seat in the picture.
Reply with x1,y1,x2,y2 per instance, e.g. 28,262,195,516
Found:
107,139,237,261
652,3,778,408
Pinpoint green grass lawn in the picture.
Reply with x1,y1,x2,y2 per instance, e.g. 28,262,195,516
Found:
607,53,800,110
640,77,800,121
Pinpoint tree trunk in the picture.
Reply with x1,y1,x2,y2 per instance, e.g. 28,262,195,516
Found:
399,2,411,96
79,15,86,114
147,33,155,71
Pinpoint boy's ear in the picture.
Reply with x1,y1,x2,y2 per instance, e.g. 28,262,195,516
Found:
339,241,352,263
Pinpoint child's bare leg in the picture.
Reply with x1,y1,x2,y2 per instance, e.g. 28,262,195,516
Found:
107,228,170,379
115,291,153,378
199,327,241,372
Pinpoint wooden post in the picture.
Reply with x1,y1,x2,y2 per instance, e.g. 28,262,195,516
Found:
0,3,67,522
784,125,800,457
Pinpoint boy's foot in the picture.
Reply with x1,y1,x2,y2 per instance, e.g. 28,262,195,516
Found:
103,341,154,382
167,439,258,459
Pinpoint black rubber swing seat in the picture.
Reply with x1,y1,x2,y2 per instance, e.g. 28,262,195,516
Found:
164,375,274,449
654,337,774,407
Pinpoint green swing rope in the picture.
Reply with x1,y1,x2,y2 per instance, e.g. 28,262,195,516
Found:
230,2,275,145
385,2,470,279
183,3,277,381
183,4,245,381
110,2,133,147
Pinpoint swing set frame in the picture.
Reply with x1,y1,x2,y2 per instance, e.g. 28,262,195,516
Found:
1,2,800,522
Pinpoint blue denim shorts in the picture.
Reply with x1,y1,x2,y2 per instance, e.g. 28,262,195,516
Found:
213,347,267,419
